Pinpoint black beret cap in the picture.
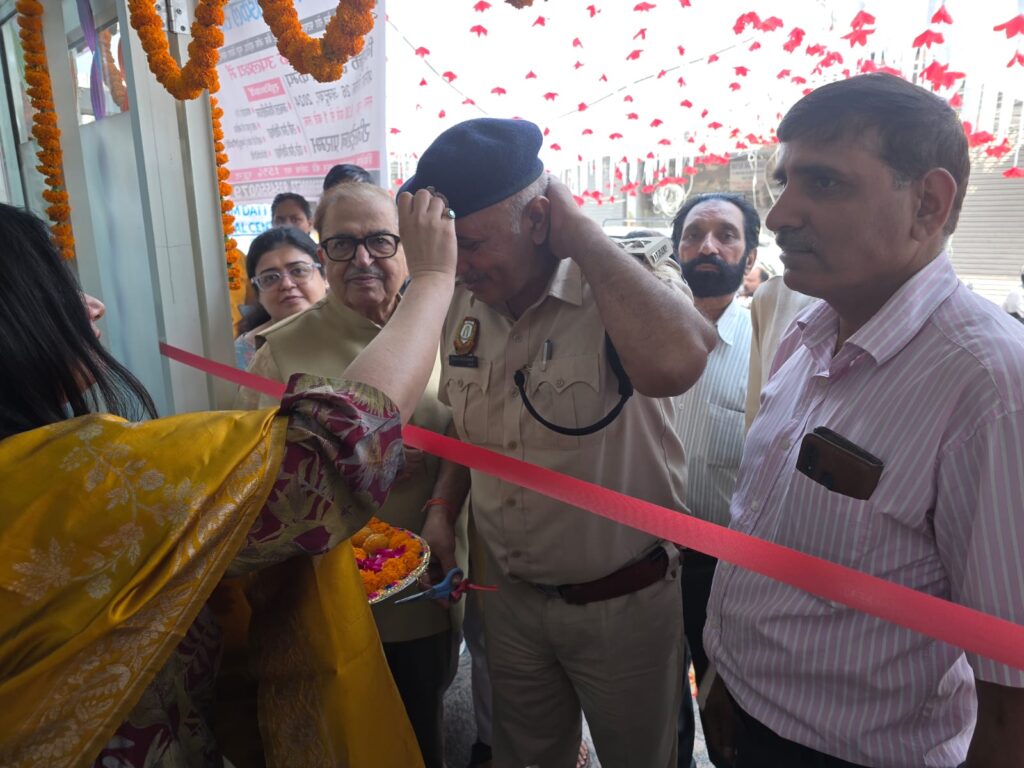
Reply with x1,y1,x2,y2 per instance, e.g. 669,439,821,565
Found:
399,118,545,218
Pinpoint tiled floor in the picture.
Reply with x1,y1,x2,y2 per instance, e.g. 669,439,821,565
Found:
443,648,711,767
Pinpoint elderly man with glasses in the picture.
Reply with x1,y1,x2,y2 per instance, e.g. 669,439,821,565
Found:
235,181,468,768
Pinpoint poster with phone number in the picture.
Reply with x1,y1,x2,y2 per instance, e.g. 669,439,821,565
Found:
217,0,386,238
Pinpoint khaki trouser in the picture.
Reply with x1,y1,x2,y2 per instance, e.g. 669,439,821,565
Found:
484,548,684,768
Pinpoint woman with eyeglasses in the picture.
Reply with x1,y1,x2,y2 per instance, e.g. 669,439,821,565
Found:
0,190,456,768
234,227,329,368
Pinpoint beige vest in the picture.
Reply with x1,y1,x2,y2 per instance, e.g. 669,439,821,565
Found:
256,292,463,642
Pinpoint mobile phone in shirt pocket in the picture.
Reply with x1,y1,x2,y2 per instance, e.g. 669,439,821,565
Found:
796,427,883,501
444,359,492,444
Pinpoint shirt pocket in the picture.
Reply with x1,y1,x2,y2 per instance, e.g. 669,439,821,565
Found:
443,359,492,445
525,354,602,450
773,469,875,569
706,402,745,469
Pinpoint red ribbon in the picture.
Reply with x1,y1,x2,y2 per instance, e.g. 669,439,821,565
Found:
161,342,1024,671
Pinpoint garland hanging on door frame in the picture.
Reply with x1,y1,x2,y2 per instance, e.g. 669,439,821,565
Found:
210,84,244,292
16,0,76,260
258,0,376,82
127,0,225,100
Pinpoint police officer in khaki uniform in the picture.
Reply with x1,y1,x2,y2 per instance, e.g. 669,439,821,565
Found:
401,118,716,768
238,182,467,768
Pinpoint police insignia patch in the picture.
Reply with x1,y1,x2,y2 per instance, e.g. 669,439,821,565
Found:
449,316,480,367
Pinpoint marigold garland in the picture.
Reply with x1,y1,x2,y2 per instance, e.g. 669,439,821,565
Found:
210,84,244,291
99,29,130,112
258,0,376,83
127,0,226,100
16,0,75,260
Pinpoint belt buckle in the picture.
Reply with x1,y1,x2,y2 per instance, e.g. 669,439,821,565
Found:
530,582,562,598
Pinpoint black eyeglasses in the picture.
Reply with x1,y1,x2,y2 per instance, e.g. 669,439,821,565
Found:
320,233,401,262
251,262,323,291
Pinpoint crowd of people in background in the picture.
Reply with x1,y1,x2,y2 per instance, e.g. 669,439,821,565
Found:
3,73,1023,768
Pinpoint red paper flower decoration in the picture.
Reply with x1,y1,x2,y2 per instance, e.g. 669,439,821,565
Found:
414,47,430,57
931,6,952,25
985,139,1012,158
783,28,805,52
842,27,874,47
626,49,643,60
993,14,1024,39
850,10,876,29
1003,167,1024,178
469,25,487,37
473,0,490,10
912,30,945,49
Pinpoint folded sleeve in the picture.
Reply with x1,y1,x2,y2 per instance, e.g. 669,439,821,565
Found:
227,374,404,577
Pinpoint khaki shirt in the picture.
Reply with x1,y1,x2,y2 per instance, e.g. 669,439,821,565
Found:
239,291,464,643
439,257,691,584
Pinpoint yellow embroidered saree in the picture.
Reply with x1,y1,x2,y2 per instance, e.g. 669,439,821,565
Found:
0,406,422,768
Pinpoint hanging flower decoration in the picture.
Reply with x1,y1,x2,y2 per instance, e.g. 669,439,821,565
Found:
16,0,75,260
99,29,130,112
209,85,244,292
127,0,225,100
258,0,376,83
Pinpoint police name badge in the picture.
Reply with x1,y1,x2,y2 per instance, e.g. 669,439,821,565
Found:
449,316,479,368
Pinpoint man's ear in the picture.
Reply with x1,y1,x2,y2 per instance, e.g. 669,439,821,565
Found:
743,247,758,275
525,195,551,246
911,168,957,242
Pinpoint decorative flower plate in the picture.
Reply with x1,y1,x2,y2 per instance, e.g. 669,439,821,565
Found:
353,518,431,604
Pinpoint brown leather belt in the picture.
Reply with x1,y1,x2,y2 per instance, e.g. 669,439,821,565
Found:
529,546,669,605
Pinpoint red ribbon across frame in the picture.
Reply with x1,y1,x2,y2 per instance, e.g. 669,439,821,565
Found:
160,341,1024,671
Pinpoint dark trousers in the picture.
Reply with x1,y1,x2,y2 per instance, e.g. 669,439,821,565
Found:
678,549,719,767
732,699,869,768
682,549,717,685
730,691,967,768
383,630,453,768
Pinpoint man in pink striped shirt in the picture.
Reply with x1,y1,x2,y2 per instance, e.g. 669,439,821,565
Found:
704,74,1024,767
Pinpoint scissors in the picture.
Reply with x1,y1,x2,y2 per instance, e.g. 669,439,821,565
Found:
394,567,497,605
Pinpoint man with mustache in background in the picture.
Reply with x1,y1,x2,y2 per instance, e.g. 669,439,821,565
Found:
669,193,758,768
702,74,1024,768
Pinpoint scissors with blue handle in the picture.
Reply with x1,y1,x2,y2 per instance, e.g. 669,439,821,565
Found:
394,567,496,604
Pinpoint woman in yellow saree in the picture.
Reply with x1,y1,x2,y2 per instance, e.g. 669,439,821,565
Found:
0,191,457,768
